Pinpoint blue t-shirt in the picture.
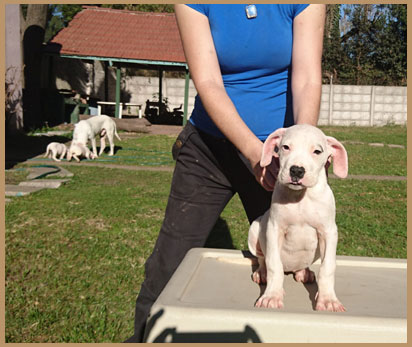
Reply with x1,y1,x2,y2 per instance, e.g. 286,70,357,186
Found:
186,4,309,140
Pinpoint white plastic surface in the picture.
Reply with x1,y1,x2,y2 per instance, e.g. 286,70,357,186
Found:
144,248,407,343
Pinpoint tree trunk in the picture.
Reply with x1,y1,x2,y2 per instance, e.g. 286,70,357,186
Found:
5,5,24,133
21,4,48,130
22,4,48,32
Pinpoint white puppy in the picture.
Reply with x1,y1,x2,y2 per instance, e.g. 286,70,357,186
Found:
67,115,121,161
44,142,67,162
67,143,97,162
248,124,348,312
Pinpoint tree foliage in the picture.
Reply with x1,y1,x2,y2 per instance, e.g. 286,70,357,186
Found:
323,4,406,86
100,4,174,13
322,4,342,83
372,4,407,85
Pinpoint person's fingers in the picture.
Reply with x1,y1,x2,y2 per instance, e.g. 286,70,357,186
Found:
262,167,276,191
253,156,280,191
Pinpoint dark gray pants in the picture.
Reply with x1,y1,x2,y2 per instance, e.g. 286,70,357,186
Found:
125,123,272,342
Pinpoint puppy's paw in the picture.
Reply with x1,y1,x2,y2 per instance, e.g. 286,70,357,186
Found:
252,266,267,284
293,268,316,283
315,294,345,312
255,291,284,309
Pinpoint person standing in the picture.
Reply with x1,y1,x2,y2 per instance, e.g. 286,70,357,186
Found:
126,4,325,342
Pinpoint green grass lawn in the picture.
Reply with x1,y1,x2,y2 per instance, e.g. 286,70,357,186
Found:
27,125,407,176
320,125,407,147
95,134,176,167
5,125,407,342
320,125,407,176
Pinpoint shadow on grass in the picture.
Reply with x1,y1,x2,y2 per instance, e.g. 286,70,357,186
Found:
98,145,123,156
5,132,71,169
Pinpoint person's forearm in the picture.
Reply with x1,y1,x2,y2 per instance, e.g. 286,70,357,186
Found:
291,4,325,126
292,80,322,125
196,80,263,166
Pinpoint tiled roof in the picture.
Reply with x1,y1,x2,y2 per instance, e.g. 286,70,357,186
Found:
48,6,186,64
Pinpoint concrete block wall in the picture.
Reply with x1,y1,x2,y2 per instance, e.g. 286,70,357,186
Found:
373,86,407,126
319,84,407,126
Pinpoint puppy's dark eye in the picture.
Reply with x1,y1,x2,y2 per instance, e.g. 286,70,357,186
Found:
282,145,290,151
313,149,322,155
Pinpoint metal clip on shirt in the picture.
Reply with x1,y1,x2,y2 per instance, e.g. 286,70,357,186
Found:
245,5,257,19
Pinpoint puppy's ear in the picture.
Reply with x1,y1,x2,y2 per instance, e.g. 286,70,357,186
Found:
326,136,348,178
261,128,286,167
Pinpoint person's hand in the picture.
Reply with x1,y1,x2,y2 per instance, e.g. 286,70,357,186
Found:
252,156,279,191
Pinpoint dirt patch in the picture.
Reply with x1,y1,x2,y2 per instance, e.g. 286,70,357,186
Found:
145,124,182,136
119,124,182,137
54,123,75,131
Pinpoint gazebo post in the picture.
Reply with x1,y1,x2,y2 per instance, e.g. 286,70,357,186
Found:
115,66,121,118
158,67,163,114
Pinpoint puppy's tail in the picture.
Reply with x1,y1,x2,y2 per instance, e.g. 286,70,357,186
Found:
44,147,50,158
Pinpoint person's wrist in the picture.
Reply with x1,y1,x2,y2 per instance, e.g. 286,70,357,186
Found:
294,115,318,126
244,140,263,169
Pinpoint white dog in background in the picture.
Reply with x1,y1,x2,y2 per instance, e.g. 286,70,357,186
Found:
67,115,121,161
44,142,67,162
248,124,348,312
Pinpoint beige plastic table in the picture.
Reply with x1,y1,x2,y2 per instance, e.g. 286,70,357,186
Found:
143,248,406,343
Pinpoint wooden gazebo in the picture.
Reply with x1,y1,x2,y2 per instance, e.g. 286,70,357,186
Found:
45,6,190,123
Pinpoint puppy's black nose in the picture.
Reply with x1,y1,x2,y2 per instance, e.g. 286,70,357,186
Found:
290,165,305,181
